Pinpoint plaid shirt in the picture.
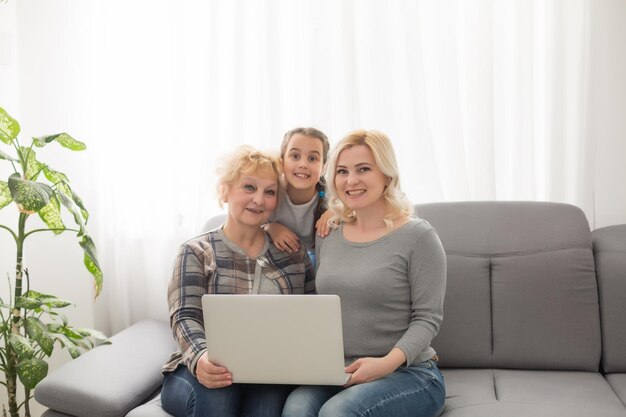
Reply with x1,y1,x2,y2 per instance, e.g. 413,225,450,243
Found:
162,227,315,375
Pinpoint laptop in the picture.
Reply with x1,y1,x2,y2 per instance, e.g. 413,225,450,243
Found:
201,294,351,385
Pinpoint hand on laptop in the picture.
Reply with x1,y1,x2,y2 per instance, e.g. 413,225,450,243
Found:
196,352,233,389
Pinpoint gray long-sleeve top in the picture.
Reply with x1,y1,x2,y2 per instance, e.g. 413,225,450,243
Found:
316,218,446,365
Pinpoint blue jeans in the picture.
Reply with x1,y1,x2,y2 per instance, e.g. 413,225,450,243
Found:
282,360,445,417
161,366,293,417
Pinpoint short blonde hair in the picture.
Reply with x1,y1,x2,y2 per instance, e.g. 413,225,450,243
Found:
325,130,413,229
216,145,281,207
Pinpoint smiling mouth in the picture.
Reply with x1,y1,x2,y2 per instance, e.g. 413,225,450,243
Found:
246,208,264,214
293,173,310,179
346,190,366,196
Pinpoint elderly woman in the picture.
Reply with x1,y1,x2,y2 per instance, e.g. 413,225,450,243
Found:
283,130,447,417
161,145,315,417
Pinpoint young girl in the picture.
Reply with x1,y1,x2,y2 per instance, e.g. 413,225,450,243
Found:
264,127,333,258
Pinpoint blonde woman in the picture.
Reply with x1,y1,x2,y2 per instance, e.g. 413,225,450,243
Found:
161,146,315,417
282,130,446,417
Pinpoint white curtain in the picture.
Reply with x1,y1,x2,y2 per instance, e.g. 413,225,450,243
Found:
2,0,594,334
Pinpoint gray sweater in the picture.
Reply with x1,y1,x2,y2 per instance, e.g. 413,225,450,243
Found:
316,218,447,366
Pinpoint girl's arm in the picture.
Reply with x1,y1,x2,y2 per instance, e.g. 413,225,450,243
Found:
264,222,300,252
315,209,335,237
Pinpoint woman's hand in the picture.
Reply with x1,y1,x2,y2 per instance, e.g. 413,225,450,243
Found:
315,209,334,237
344,348,406,387
195,352,232,389
265,223,300,252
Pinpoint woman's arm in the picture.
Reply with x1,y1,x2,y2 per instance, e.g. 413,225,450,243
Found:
394,227,447,365
168,240,213,374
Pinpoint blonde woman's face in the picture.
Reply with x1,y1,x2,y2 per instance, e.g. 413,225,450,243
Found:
334,145,387,212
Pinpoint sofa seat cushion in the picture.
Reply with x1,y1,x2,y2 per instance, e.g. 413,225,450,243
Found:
606,374,626,407
126,392,173,417
442,369,626,416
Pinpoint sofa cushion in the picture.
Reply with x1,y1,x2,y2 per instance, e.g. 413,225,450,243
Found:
126,392,173,417
36,319,176,417
442,369,626,417
418,202,601,371
431,255,492,368
491,248,599,370
593,225,626,373
606,374,626,408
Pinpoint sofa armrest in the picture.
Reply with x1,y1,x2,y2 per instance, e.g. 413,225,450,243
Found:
592,224,626,373
35,319,176,417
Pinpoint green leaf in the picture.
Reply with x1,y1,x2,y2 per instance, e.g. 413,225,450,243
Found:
72,190,89,223
0,180,11,209
43,167,71,195
62,327,84,341
16,357,48,389
53,333,81,359
0,106,20,144
38,195,65,234
23,290,72,308
19,146,45,181
33,133,86,151
15,296,42,309
41,297,72,309
24,317,54,356
79,235,103,297
75,328,108,341
8,173,54,213
8,334,34,359
57,191,85,234
0,148,18,161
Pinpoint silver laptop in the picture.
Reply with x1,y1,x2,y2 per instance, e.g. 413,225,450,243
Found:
201,294,351,385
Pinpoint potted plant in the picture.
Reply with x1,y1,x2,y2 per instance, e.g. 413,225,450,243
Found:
0,106,107,417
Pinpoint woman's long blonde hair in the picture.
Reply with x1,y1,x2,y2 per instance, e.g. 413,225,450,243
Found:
325,130,413,230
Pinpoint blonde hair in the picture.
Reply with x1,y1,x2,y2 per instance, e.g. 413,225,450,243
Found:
216,145,281,207
325,130,413,229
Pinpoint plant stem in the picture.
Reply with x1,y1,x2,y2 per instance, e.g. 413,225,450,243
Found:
6,212,28,417
23,227,80,239
0,225,17,243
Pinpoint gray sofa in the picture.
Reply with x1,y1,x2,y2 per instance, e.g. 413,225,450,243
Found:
35,201,626,417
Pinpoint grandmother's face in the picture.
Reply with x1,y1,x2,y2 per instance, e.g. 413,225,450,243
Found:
223,173,278,228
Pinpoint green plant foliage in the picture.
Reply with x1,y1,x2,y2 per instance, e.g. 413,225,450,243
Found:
0,106,20,144
16,358,48,390
0,105,107,417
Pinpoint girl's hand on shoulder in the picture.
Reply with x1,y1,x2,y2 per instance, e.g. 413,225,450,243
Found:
265,223,300,252
316,209,334,237
196,352,232,389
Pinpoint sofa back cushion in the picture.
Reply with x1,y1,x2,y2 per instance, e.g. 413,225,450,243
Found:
593,224,626,373
417,201,600,371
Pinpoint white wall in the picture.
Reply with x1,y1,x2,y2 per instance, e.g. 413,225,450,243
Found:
589,0,626,229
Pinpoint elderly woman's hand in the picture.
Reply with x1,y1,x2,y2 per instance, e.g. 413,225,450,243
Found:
196,352,232,389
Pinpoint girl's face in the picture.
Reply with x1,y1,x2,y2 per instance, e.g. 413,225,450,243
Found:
223,174,278,228
282,133,324,192
334,144,388,213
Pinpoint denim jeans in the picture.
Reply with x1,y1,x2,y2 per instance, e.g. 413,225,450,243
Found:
282,359,445,417
161,366,293,417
